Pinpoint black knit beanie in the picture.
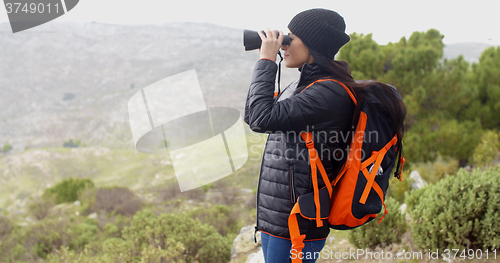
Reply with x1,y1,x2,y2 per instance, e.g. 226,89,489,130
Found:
288,8,350,59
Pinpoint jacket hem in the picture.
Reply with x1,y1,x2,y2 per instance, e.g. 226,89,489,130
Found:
258,230,328,242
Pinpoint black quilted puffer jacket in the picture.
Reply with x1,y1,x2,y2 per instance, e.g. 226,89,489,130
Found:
244,59,354,240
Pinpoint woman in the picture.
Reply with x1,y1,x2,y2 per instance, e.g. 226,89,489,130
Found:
244,8,405,263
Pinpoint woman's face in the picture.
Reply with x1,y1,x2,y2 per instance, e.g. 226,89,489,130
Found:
281,31,314,68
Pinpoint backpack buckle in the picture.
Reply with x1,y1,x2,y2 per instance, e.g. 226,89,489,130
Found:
305,141,314,149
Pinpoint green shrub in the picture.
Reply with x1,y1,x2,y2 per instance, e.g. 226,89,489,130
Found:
0,215,100,261
100,214,131,238
348,197,408,249
122,210,231,263
403,119,482,166
209,180,241,206
431,119,483,165
25,218,68,259
45,215,185,263
386,170,412,203
406,168,500,250
102,223,120,238
43,177,95,205
0,216,22,261
0,216,13,238
2,143,12,153
48,239,184,263
414,155,459,184
472,130,500,168
63,139,81,148
47,243,131,263
28,194,57,220
187,204,241,236
68,219,100,252
201,183,214,193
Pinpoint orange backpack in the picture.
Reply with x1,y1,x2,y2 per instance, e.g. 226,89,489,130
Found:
288,79,405,263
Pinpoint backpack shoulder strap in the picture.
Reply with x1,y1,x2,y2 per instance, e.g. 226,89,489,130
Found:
296,78,358,229
300,78,358,106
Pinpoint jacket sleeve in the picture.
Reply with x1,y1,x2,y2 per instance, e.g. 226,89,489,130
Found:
244,59,353,133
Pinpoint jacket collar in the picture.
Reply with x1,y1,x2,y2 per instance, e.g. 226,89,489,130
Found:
295,63,331,93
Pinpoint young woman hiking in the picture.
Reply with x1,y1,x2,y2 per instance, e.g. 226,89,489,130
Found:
244,8,406,263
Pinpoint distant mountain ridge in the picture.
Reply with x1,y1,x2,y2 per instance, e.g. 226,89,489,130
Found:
0,22,495,152
0,21,297,152
442,42,497,63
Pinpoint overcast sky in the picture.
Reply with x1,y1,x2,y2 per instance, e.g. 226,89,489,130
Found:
1,0,499,45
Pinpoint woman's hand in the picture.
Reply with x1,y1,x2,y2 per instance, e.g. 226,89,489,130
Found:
258,29,284,62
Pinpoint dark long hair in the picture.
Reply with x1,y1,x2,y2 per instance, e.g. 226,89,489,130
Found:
308,48,407,155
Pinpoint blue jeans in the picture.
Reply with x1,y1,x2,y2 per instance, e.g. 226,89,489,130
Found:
261,232,326,263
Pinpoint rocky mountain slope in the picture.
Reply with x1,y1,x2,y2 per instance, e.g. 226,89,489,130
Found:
0,21,300,152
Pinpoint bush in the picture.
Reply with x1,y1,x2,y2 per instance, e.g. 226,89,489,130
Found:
348,197,408,249
48,239,184,263
209,180,241,206
386,170,412,203
0,216,13,238
47,241,134,263
406,168,500,250
0,216,100,261
403,119,482,166
0,216,18,260
155,182,206,202
472,130,500,168
155,183,181,202
63,139,81,148
183,187,207,201
0,217,23,262
1,143,12,153
95,214,132,240
46,211,202,263
431,119,483,166
68,219,100,252
28,194,57,220
43,177,95,205
122,210,231,263
187,204,241,236
414,155,459,184
83,186,143,217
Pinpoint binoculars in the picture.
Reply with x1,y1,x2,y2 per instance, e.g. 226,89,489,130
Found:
243,30,290,51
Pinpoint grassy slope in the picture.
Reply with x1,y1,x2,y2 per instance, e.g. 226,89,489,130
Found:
0,132,266,217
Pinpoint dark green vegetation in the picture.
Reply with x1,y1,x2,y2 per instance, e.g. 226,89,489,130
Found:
339,29,500,254
0,130,265,262
43,177,94,205
0,172,257,262
348,197,408,249
406,168,500,251
1,143,12,153
62,139,82,148
338,29,500,170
